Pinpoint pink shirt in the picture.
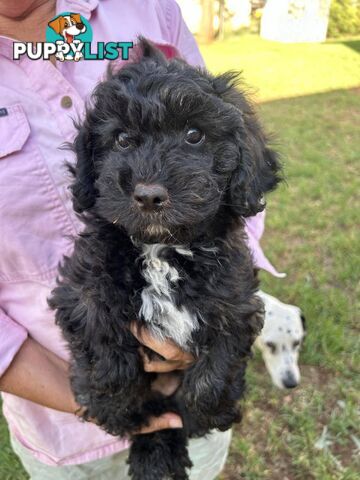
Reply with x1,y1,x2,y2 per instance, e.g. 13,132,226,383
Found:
0,0,283,467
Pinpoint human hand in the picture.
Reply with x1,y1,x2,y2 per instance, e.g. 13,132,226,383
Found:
80,405,183,434
134,372,184,433
130,323,195,373
128,323,195,433
133,412,183,434
79,325,194,434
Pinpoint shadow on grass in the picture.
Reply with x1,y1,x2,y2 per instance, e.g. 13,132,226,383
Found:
259,85,360,106
337,39,360,54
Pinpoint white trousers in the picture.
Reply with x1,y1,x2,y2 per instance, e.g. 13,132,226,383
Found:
11,429,232,480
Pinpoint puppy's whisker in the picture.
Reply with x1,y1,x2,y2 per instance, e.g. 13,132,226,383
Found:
112,214,121,225
165,230,181,245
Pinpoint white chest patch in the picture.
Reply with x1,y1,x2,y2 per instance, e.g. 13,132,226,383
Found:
139,244,198,349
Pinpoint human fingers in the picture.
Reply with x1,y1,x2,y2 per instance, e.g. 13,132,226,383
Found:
130,323,194,368
134,413,183,434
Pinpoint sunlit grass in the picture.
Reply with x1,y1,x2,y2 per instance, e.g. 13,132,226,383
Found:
200,34,360,101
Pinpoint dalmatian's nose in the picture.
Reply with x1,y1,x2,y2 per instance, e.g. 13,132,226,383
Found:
282,371,298,389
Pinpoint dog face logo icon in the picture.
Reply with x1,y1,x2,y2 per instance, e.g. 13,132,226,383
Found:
47,12,91,61
48,13,87,44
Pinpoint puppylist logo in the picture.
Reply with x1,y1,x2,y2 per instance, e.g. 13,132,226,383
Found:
13,12,133,62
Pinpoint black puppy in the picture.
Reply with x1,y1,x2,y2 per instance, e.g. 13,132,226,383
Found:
49,38,281,480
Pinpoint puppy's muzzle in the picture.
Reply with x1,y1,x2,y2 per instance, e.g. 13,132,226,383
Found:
133,183,169,211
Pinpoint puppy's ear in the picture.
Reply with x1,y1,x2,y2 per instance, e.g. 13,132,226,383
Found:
128,36,167,65
138,36,165,60
213,72,282,217
134,36,179,63
108,36,179,79
70,123,97,213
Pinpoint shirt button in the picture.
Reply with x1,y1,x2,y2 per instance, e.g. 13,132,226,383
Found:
61,96,73,109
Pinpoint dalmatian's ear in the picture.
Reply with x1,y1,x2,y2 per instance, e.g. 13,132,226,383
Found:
300,313,307,333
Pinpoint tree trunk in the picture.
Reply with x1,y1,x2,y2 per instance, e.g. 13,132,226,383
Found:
200,0,215,43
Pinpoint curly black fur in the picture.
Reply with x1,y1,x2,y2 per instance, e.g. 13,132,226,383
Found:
49,38,282,480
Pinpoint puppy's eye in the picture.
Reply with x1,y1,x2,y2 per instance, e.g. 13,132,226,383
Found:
185,127,205,145
293,340,300,349
115,132,132,151
265,342,276,354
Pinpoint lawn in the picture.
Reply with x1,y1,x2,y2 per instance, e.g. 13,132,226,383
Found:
200,34,360,102
218,87,360,480
1,35,359,479
201,35,360,480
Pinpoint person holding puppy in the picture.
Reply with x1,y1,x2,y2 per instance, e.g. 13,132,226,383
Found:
0,1,284,478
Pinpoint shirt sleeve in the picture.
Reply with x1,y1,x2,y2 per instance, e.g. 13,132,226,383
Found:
245,211,286,278
161,0,284,277
0,307,28,377
162,0,205,67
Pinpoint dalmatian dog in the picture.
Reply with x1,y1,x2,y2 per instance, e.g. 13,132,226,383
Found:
255,290,306,389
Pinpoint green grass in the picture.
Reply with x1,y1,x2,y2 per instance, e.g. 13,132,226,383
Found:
217,87,360,479
0,411,27,480
200,34,360,102
202,35,360,479
258,88,360,375
221,365,360,480
1,34,359,479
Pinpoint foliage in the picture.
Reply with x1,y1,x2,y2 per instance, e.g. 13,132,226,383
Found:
328,0,360,38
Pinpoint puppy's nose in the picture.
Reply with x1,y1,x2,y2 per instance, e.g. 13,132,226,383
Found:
133,184,169,210
76,22,84,29
282,372,298,389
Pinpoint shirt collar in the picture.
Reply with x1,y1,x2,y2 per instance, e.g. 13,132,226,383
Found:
60,0,99,20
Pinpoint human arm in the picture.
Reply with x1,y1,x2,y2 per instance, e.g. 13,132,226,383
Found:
0,321,183,431
0,336,79,414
